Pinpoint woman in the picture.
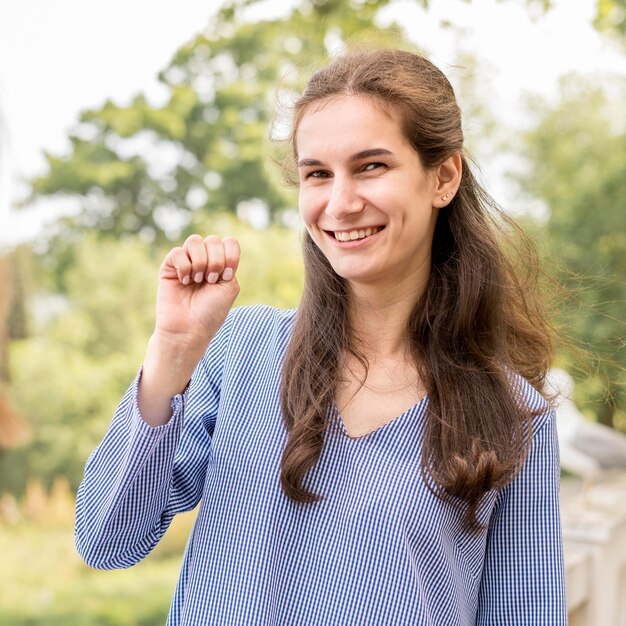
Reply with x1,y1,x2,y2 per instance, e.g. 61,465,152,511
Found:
76,49,566,625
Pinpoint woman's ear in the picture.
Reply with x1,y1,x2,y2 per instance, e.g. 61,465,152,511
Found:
433,153,462,208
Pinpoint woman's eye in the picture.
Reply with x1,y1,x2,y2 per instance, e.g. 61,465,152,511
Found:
308,170,330,179
363,162,385,172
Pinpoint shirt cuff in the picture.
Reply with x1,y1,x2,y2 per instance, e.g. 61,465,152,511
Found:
131,366,190,434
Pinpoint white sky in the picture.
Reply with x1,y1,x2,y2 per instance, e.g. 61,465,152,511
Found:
0,0,624,245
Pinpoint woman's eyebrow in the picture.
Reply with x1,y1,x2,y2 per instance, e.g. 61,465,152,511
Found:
350,148,393,161
297,148,393,168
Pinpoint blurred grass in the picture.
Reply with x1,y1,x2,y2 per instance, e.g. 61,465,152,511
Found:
0,482,196,625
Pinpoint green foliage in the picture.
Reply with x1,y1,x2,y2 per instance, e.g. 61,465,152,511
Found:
0,517,193,625
593,0,626,40
0,235,156,494
515,75,626,427
28,0,404,243
0,480,195,623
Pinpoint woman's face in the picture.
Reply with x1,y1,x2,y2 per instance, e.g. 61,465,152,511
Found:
296,95,441,294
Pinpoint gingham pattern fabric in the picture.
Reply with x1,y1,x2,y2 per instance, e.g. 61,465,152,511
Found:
75,305,567,625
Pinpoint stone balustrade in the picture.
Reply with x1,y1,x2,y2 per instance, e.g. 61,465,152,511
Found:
563,473,626,625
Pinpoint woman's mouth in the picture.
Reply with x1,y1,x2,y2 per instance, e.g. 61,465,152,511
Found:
331,226,384,242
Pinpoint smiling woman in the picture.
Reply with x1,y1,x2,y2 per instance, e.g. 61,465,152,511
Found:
75,48,566,625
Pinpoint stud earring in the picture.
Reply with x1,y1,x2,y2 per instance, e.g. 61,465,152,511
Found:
442,191,454,201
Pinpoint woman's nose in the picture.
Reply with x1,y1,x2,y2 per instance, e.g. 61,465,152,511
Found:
324,175,365,221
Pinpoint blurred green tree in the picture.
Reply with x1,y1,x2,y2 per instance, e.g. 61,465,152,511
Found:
28,0,404,244
592,0,626,39
514,75,626,428
0,235,156,493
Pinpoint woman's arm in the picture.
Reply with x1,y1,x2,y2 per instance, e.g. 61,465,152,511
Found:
74,312,234,569
476,410,567,625
75,234,240,569
138,234,240,426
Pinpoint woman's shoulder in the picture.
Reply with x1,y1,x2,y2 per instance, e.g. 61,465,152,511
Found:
223,305,297,346
201,305,296,372
508,371,554,437
228,304,296,329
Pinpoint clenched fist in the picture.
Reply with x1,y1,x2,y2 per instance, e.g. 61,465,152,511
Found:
155,234,241,346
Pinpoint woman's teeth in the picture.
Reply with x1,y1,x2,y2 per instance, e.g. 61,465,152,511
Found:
334,227,381,242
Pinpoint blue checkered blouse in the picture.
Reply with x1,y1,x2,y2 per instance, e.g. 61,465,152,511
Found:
75,305,567,625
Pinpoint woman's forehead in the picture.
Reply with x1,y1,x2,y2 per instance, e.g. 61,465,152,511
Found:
294,95,404,155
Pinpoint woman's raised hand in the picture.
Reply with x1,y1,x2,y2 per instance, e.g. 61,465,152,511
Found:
155,234,241,347
139,234,240,426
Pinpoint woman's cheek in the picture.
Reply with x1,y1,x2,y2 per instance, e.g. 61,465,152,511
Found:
298,192,319,228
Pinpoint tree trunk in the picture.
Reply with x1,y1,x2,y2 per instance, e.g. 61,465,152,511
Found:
0,256,29,448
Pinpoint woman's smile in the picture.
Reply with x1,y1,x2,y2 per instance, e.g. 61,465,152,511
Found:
327,226,385,244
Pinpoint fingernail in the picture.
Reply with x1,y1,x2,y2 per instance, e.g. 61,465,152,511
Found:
194,272,204,283
222,268,233,281
207,272,219,284
182,275,190,285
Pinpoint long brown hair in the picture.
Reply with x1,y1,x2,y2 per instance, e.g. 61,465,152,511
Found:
279,49,553,530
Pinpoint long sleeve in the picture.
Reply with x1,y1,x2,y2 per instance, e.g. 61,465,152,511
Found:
75,312,234,570
476,410,567,625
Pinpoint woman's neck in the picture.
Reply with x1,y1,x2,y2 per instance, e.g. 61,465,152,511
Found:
347,278,424,359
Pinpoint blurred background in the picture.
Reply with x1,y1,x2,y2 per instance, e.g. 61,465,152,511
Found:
0,0,624,623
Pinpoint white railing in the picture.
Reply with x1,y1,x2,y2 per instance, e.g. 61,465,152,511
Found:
563,473,626,625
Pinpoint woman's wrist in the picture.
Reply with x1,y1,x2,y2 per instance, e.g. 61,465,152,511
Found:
137,331,208,426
